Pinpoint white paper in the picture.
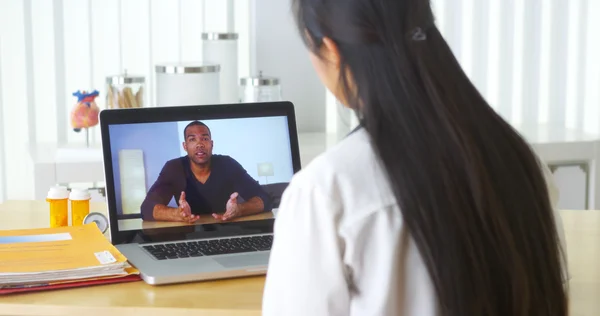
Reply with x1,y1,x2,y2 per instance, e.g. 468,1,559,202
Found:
94,251,117,265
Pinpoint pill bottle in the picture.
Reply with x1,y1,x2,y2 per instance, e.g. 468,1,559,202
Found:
47,186,69,228
70,188,91,226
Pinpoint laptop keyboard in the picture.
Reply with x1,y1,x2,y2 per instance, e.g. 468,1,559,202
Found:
143,235,274,260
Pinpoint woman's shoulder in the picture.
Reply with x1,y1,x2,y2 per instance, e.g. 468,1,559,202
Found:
290,129,396,212
303,129,369,167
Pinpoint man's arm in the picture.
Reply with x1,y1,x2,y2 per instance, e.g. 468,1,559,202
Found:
140,160,185,221
152,204,182,221
212,157,273,221
238,196,265,216
229,159,273,212
152,191,199,223
214,193,265,221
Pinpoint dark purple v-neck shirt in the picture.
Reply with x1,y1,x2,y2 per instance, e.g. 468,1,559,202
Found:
140,155,272,220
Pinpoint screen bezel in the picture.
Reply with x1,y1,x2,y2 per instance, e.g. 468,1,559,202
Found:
99,102,301,245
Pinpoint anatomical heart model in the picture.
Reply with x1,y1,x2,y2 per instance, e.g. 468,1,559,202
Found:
71,90,100,131
71,90,100,146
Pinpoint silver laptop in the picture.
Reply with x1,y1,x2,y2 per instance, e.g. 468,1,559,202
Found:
99,102,301,285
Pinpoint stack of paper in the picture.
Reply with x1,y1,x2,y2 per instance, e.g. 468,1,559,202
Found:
0,223,139,290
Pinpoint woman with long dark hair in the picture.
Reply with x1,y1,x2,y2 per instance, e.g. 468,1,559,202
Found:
263,0,569,315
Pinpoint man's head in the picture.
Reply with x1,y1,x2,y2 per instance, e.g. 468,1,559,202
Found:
182,121,213,165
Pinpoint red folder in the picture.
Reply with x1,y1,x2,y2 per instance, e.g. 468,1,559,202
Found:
0,274,141,295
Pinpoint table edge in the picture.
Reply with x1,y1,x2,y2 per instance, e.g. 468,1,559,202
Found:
0,304,261,316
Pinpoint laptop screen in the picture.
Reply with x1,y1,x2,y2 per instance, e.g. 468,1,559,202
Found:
100,103,300,244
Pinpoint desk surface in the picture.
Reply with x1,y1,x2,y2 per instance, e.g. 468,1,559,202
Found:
1,201,599,316
118,212,275,231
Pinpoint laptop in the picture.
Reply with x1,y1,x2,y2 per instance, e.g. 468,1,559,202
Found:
99,102,301,285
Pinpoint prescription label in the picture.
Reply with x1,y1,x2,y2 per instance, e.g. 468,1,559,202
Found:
94,250,117,265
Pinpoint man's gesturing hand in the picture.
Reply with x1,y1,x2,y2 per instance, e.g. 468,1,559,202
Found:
175,191,199,223
212,192,242,221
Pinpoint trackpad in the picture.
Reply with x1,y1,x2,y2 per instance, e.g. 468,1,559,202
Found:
214,252,269,268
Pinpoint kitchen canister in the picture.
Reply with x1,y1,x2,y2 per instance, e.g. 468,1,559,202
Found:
106,71,145,108
239,72,282,103
202,32,239,104
155,63,221,106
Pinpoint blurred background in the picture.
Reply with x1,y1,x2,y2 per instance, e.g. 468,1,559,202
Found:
0,0,599,211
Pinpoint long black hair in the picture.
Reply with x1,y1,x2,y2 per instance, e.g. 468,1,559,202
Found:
293,0,568,314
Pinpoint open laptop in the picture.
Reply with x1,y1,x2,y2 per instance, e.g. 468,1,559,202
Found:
99,102,301,285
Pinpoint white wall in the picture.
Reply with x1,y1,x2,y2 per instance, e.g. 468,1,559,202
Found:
0,0,33,201
326,0,599,210
0,0,251,146
0,0,251,200
254,0,326,133
431,0,599,210
323,0,600,138
429,0,600,131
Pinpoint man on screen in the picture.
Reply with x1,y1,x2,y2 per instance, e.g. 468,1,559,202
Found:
140,121,272,223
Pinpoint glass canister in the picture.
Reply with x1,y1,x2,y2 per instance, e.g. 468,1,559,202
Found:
202,32,239,104
155,63,221,106
106,71,145,109
239,72,282,103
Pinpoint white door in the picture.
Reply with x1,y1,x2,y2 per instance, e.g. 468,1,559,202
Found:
118,149,147,215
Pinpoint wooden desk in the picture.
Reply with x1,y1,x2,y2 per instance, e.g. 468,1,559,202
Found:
560,210,600,316
0,200,265,316
0,201,599,316
0,276,265,316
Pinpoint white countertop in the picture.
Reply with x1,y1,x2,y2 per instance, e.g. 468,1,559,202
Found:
512,124,600,144
29,143,103,164
28,125,600,166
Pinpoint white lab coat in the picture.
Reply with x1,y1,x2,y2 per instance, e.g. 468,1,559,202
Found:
263,128,569,316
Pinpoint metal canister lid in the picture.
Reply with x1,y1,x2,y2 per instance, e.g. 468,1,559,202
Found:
240,71,280,86
155,63,221,74
106,70,145,84
201,32,239,40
